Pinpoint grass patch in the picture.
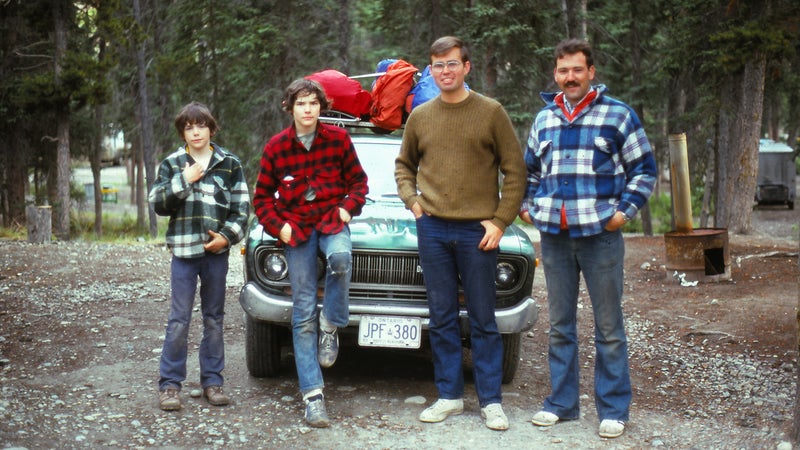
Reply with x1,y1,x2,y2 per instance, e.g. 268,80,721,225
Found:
70,210,168,242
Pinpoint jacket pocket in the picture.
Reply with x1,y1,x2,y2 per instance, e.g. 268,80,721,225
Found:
535,140,552,173
592,137,616,174
308,168,345,202
276,175,307,207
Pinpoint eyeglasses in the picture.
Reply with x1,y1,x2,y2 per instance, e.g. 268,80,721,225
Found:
430,60,463,73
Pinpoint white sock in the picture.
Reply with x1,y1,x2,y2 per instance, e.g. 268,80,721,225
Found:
303,388,324,403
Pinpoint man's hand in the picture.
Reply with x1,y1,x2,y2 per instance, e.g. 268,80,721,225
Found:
604,211,628,232
203,230,229,253
519,210,533,224
411,202,427,219
184,162,205,184
279,223,292,244
479,220,503,251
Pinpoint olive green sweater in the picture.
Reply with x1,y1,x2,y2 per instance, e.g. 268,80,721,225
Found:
395,91,526,230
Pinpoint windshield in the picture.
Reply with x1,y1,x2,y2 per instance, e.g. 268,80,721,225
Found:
353,140,403,199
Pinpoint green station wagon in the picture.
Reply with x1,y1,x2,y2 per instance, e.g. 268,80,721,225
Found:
239,117,538,383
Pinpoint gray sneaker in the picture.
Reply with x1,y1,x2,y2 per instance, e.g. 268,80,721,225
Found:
318,328,339,368
304,395,331,428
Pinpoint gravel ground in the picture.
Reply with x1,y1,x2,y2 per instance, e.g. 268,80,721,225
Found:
0,194,798,449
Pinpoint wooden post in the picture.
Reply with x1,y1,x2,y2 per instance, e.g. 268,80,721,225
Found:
26,205,52,244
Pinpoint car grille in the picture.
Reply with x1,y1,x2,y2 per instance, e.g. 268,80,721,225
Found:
351,252,423,285
349,251,428,301
253,245,531,306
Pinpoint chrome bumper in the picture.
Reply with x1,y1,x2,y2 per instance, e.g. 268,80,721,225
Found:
239,282,538,334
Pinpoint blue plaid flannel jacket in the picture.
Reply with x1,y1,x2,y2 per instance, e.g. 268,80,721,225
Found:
522,85,657,237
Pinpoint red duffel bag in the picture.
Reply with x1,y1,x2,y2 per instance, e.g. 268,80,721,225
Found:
305,70,372,120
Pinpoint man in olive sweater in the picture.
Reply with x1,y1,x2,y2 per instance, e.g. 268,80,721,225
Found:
395,36,526,431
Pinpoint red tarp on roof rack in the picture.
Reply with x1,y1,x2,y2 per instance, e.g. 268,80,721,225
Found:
306,69,372,120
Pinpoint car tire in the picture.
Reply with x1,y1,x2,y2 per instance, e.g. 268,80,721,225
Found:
501,333,521,384
244,314,282,377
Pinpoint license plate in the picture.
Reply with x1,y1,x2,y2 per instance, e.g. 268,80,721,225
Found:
358,315,421,349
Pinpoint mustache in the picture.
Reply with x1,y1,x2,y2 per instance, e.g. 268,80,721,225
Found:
564,81,580,88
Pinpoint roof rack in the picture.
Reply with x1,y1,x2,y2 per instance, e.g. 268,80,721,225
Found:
319,110,400,135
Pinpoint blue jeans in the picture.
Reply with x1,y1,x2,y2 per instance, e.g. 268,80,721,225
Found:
285,227,352,394
539,229,631,421
416,215,503,407
159,251,229,391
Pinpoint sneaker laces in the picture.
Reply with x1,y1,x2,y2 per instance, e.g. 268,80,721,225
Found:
305,395,325,415
319,329,336,349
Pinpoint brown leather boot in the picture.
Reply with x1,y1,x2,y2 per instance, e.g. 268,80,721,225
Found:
158,388,181,411
203,386,230,406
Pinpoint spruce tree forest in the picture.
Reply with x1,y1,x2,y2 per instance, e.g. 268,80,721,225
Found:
1,0,798,239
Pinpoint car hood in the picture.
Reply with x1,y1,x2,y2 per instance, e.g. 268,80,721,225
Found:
350,198,530,254
349,198,419,251
247,198,531,255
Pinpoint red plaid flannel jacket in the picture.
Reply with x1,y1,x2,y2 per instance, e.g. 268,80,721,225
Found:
253,122,368,246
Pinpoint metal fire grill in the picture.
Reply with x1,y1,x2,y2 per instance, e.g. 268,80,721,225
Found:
663,134,731,283
664,228,731,282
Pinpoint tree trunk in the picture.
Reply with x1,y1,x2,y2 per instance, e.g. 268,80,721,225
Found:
1,2,26,227
91,103,104,238
133,139,145,231
53,1,71,240
714,54,766,234
562,0,587,39
26,205,52,244
627,0,652,236
133,0,158,238
787,89,800,152
337,0,350,73
5,125,27,227
430,0,441,39
700,138,715,228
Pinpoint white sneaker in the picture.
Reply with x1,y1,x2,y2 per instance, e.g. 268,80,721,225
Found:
599,419,625,438
418,398,464,423
481,403,509,431
531,410,559,426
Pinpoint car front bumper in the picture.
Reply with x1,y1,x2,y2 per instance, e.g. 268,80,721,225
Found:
239,281,538,334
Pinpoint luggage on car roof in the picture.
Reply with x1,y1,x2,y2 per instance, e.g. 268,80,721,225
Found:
369,59,418,131
306,69,372,120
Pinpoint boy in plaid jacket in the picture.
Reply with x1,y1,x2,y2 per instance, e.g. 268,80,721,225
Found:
149,101,250,411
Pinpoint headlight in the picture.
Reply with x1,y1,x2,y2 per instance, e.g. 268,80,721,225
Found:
262,252,288,281
495,261,518,290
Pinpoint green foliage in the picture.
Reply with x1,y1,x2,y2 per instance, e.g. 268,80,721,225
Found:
709,19,793,75
632,188,708,235
3,0,800,238
69,210,167,242
0,225,26,240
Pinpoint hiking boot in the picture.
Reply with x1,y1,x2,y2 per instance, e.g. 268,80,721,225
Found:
481,403,509,431
304,395,330,428
203,386,230,406
159,388,181,411
318,328,339,368
418,398,464,423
